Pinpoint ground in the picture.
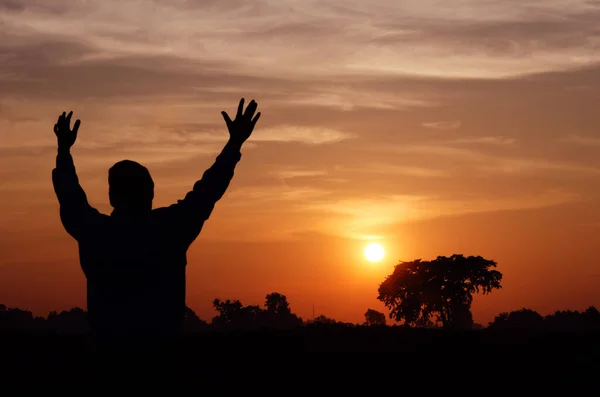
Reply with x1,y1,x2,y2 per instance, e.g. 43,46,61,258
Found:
1,326,597,392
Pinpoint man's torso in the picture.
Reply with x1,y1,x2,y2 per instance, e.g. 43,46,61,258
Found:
77,208,194,336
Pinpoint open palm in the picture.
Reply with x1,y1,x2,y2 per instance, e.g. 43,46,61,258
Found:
221,98,261,145
54,111,81,150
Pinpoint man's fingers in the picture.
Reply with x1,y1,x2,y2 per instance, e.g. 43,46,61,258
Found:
72,119,81,135
221,111,233,130
66,111,73,122
244,100,257,119
236,98,245,119
58,111,67,129
54,124,59,135
251,112,261,126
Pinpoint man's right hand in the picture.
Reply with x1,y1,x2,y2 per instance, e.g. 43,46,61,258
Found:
221,98,261,146
54,111,81,152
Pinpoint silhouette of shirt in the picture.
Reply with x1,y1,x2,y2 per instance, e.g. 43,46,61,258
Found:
52,142,241,338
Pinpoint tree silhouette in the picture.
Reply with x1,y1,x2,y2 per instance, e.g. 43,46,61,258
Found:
364,309,386,326
583,306,600,331
263,292,303,328
211,299,254,329
488,308,544,330
377,254,502,329
1,301,598,334
47,307,88,334
312,315,337,324
211,293,303,330
0,305,44,332
265,292,291,315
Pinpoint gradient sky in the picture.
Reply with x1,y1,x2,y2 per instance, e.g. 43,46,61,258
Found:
1,0,600,325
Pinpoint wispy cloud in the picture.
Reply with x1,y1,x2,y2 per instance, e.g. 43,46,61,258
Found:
270,168,328,179
449,136,516,145
422,120,462,130
254,125,355,145
386,142,600,176
306,188,580,238
360,164,448,178
560,135,600,146
1,1,600,233
2,0,600,81
225,185,334,209
287,89,437,111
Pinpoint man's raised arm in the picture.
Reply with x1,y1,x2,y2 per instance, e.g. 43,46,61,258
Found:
171,98,261,223
51,111,100,240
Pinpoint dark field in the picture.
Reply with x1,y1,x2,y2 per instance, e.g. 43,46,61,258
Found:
2,326,598,392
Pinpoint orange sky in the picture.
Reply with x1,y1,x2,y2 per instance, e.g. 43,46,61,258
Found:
1,0,599,325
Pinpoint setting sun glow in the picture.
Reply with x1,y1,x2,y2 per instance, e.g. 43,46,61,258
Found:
364,243,385,263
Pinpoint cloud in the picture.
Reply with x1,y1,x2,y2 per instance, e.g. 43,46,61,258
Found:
287,89,437,111
224,185,334,210
2,0,600,81
360,164,448,178
270,168,328,179
449,136,516,145
305,188,581,238
0,37,435,113
422,120,462,130
253,125,355,145
561,135,600,146
76,123,354,150
77,143,226,168
2,0,600,243
385,143,600,176
0,0,24,12
390,144,479,159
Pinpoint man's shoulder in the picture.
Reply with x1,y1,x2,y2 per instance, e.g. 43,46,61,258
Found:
152,206,173,215
150,205,179,220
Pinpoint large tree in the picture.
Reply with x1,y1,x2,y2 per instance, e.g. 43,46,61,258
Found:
377,254,502,329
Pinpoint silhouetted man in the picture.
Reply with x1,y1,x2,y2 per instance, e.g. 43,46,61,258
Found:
52,98,260,343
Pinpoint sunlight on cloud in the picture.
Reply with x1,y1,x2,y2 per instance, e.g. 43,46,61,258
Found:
478,157,600,175
422,121,462,130
0,120,55,151
287,90,437,111
225,185,333,209
2,0,600,79
271,168,328,179
311,189,580,239
449,136,516,145
422,189,582,223
171,125,355,145
362,164,448,178
391,144,478,159
77,143,225,169
254,125,355,145
388,143,600,175
561,135,600,146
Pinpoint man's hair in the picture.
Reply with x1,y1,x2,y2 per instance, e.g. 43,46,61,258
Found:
108,160,154,211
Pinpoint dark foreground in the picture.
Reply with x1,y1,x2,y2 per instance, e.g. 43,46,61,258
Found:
1,326,598,392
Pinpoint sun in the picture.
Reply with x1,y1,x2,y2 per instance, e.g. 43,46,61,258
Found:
364,242,385,263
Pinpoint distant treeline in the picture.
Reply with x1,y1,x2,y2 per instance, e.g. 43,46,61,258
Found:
1,293,599,335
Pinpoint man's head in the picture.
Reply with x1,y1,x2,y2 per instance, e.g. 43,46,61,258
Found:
108,160,154,213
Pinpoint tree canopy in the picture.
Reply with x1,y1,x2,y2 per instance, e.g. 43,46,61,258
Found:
377,254,502,328
364,309,386,326
211,292,303,330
